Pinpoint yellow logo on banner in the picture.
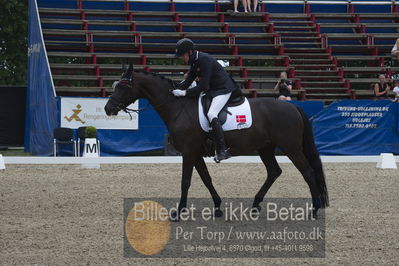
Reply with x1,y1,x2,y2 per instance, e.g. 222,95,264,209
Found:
64,104,86,124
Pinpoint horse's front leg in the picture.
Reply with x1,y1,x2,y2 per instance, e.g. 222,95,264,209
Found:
194,157,223,217
172,155,194,220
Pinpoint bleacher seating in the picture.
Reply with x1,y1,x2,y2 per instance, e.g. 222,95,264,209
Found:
38,0,399,104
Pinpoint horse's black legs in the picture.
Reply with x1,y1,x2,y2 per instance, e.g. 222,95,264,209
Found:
252,146,282,211
174,155,223,220
194,157,223,217
285,151,321,217
176,155,194,216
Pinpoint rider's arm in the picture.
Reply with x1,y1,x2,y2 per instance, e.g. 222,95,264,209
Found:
374,83,383,96
179,68,197,90
286,80,293,91
274,80,280,90
186,56,212,97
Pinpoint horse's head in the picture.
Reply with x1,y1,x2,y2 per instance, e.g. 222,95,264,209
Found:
104,64,140,116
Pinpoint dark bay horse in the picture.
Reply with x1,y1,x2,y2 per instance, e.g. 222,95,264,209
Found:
104,65,329,218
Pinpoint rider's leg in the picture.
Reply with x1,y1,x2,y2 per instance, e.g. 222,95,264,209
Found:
207,92,232,162
392,39,399,61
207,93,232,122
278,95,286,101
234,0,239,12
253,0,258,12
242,0,249,12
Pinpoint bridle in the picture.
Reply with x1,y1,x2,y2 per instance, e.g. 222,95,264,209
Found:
109,77,177,120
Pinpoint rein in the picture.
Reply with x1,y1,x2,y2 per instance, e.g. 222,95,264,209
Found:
111,79,178,120
124,97,170,118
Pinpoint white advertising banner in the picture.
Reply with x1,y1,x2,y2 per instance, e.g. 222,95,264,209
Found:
60,97,138,130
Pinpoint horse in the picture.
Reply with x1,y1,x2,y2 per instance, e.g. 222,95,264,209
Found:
104,65,329,218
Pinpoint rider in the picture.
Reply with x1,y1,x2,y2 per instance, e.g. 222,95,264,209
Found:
172,38,239,162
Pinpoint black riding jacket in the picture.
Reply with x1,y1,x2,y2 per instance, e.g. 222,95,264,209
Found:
179,50,239,98
278,79,292,97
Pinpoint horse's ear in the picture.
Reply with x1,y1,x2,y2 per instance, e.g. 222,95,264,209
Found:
122,64,134,80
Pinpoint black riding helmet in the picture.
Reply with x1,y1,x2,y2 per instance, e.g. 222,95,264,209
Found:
175,38,195,57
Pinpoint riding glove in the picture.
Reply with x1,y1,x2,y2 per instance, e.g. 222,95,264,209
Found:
172,89,186,97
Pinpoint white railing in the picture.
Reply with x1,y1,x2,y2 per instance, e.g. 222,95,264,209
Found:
2,156,399,164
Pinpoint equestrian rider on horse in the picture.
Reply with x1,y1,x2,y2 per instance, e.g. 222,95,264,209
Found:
172,38,240,162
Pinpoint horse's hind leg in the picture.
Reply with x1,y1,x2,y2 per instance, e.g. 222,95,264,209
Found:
284,150,321,217
252,145,282,211
194,157,223,217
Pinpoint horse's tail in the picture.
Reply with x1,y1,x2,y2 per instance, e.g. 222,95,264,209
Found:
296,106,329,208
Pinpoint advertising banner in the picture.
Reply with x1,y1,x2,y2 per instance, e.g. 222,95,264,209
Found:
60,97,138,130
123,197,325,258
313,100,399,155
25,0,59,156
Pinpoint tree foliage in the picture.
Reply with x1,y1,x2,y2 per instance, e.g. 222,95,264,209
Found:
0,0,28,85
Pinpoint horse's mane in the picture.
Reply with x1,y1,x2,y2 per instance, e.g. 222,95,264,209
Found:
134,70,178,88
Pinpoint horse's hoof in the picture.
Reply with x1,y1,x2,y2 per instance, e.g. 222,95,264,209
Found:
310,210,318,220
214,208,223,218
251,206,261,218
251,205,261,213
170,210,180,222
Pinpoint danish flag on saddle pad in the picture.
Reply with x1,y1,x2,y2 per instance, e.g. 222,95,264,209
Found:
236,115,247,123
198,95,253,132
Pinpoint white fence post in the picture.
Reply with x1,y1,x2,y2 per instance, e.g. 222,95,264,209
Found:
376,153,397,169
0,155,5,170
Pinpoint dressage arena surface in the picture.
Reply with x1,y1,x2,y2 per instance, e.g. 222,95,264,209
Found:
1,163,398,265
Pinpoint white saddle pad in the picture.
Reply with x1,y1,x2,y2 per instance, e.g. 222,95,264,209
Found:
198,95,253,132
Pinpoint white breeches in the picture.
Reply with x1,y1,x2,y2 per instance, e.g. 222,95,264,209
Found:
392,41,398,56
207,92,232,122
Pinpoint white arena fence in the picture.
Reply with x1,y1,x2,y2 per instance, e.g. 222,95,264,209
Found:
2,156,399,165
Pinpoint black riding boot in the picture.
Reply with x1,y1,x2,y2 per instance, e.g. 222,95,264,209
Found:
210,118,231,163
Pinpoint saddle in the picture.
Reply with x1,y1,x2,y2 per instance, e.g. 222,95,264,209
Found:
201,89,244,125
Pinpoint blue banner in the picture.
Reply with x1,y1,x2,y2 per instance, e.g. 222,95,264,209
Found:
29,0,399,156
58,100,321,157
25,0,59,156
96,99,168,156
313,100,399,155
84,100,322,156
56,98,168,156
290,100,324,119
